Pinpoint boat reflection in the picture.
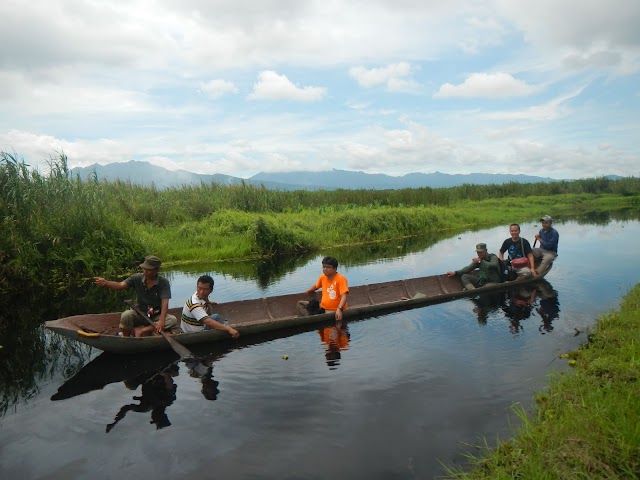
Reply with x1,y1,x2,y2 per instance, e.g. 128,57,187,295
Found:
469,280,560,334
102,356,223,432
51,320,342,431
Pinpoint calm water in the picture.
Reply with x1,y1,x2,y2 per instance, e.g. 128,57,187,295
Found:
1,217,639,479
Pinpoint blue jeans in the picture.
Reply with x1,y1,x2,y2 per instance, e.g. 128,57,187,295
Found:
203,313,223,330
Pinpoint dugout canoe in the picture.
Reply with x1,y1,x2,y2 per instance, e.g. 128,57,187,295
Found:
45,271,548,354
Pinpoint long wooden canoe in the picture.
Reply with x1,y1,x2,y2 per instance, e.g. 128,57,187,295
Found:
45,271,548,354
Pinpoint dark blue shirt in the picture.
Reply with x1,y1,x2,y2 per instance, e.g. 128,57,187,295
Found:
538,227,559,253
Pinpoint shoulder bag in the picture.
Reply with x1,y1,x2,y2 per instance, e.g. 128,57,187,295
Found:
510,238,530,269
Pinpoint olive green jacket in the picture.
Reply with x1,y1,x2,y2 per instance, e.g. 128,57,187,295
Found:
455,253,502,284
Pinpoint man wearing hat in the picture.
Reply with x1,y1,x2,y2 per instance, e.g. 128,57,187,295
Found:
447,243,503,290
532,215,559,276
95,255,178,337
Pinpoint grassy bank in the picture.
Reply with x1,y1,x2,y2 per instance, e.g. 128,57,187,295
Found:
445,284,640,479
140,194,640,264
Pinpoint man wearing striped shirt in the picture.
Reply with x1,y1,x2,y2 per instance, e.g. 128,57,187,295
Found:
181,275,239,338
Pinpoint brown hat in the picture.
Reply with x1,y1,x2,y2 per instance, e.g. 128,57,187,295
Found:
475,243,487,252
139,255,162,270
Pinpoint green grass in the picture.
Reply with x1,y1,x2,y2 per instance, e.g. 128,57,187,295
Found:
443,284,640,479
140,195,640,265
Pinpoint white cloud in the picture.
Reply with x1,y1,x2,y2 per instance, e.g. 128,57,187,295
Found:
0,69,154,115
349,63,420,92
494,0,640,50
0,130,133,170
482,88,583,122
563,50,622,70
199,79,238,99
247,71,327,101
484,126,527,140
505,139,636,179
434,72,540,98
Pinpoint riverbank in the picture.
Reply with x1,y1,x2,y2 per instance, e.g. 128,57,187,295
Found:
444,283,640,479
143,194,640,265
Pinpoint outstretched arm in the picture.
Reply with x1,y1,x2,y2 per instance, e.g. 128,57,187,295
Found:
203,317,239,338
95,277,128,290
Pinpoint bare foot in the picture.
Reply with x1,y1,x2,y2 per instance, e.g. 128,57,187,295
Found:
134,326,153,337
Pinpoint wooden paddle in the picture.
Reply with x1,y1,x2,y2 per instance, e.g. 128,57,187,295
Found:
124,300,194,360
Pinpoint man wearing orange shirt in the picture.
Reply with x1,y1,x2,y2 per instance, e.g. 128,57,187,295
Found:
297,256,349,323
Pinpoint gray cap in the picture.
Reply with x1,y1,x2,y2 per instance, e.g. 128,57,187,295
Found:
540,215,553,222
139,255,162,269
475,243,487,252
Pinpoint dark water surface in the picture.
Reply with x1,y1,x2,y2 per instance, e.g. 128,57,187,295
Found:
2,217,640,479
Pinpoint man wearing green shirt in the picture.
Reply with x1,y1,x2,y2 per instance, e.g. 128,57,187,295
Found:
95,255,178,337
447,243,503,290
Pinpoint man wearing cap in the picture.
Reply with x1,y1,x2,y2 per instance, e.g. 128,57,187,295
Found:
532,215,559,276
95,255,178,337
447,243,503,290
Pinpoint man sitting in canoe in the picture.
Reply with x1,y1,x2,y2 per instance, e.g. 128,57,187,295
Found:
95,255,178,337
180,275,239,338
532,215,559,276
297,256,349,323
447,243,503,290
499,224,537,278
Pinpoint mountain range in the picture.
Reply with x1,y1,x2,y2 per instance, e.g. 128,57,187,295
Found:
70,160,562,190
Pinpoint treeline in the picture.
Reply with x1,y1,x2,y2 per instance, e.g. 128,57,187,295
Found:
2,151,639,313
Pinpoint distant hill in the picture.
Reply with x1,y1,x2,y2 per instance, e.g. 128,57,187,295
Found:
70,161,295,190
71,161,559,190
250,170,557,189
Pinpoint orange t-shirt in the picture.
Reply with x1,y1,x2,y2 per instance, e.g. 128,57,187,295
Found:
314,272,349,311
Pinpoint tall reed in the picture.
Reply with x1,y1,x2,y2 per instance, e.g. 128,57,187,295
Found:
0,152,145,308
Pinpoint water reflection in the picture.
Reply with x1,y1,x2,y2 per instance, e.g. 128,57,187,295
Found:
165,230,450,289
569,208,639,225
470,280,560,335
536,281,560,333
106,363,179,432
470,291,506,325
0,313,93,418
318,321,351,369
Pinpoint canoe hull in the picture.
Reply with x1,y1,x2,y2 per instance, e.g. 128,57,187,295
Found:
45,272,547,354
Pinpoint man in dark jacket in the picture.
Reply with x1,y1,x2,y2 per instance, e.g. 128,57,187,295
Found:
533,215,559,276
447,243,503,290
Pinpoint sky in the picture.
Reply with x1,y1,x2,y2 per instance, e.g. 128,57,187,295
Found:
1,0,639,180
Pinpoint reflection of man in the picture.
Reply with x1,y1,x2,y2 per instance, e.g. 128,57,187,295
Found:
106,364,178,432
502,286,536,334
201,372,220,401
535,280,560,333
470,291,506,325
318,323,350,369
185,357,221,401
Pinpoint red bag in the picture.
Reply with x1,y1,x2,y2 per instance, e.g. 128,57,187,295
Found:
511,257,530,269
